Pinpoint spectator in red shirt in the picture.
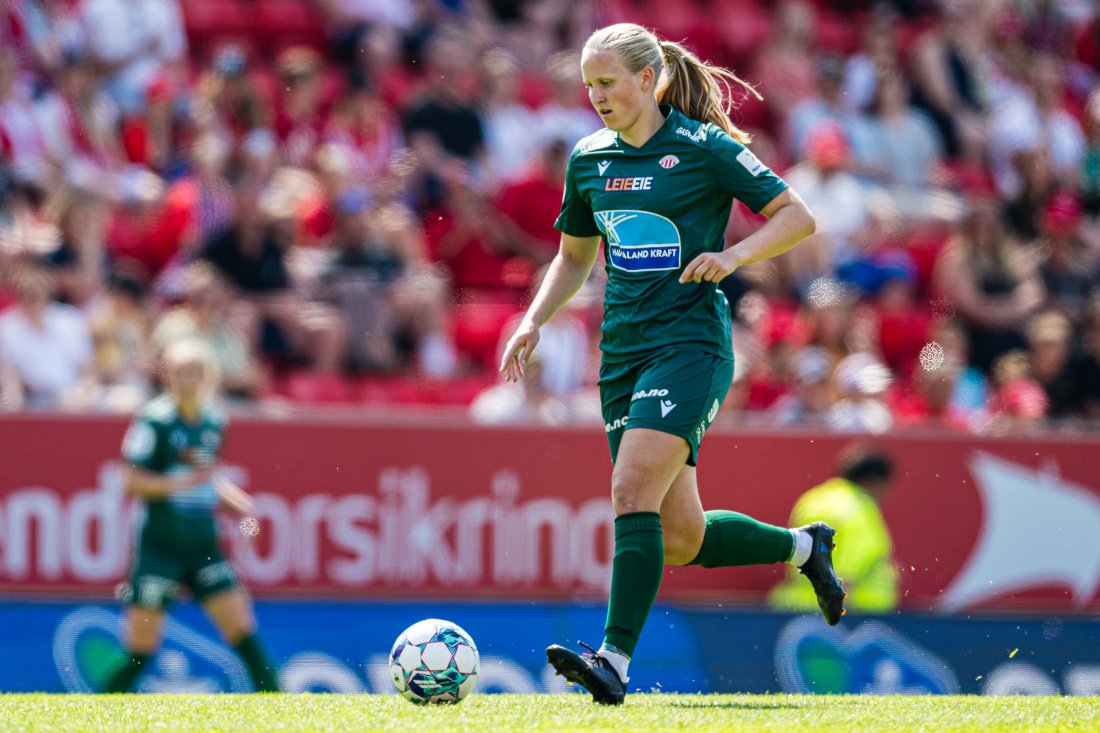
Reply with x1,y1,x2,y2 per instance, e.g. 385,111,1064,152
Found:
424,179,527,301
494,137,569,271
274,47,329,169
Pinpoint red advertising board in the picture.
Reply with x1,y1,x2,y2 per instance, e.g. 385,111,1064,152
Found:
1,413,1098,612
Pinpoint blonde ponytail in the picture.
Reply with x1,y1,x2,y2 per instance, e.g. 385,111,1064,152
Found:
584,24,760,144
657,41,759,144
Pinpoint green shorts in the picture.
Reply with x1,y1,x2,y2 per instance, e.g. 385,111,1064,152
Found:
600,349,734,466
125,535,239,609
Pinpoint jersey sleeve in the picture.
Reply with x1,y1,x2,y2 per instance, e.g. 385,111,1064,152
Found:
122,417,162,471
708,131,789,214
553,151,601,238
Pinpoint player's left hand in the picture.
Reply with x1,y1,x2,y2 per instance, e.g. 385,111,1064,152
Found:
679,250,743,284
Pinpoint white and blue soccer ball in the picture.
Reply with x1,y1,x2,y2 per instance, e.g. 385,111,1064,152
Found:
389,619,479,704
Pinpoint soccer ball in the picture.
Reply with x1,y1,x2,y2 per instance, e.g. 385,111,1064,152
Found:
389,619,479,704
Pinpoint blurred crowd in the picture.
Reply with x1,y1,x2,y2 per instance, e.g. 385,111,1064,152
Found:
0,0,1099,435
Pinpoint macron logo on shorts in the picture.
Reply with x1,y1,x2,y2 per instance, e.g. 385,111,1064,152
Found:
660,399,677,417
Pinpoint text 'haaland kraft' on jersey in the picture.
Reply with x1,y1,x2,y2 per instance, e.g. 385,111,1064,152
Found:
555,106,788,364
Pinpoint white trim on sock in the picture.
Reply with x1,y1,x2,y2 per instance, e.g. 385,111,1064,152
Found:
788,528,813,566
597,645,630,683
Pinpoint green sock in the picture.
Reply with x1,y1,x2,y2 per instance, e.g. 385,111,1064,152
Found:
602,512,664,659
234,633,281,692
688,510,794,567
103,652,151,693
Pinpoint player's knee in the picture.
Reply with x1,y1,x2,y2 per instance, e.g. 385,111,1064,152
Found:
610,470,659,515
662,525,703,566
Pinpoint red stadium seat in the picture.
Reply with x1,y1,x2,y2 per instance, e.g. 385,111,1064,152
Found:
453,300,524,372
358,375,493,406
181,0,254,62
815,10,860,55
256,0,329,56
281,372,358,404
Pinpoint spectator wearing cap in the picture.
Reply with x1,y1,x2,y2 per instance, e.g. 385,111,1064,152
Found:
0,259,99,410
149,261,262,398
827,352,895,434
934,190,1045,374
321,186,454,377
783,125,877,292
872,252,931,382
767,346,835,426
771,444,899,613
1036,191,1098,325
1028,310,1099,420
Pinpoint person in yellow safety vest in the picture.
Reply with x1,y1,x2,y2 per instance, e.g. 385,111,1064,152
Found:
770,445,899,613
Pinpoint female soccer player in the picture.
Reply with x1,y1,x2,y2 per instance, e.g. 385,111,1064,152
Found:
103,340,280,693
499,24,845,705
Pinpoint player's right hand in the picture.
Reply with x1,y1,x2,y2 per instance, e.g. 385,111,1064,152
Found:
499,320,540,382
183,466,218,488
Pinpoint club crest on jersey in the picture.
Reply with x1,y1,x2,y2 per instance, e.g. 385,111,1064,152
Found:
658,155,680,169
595,209,682,272
597,160,611,175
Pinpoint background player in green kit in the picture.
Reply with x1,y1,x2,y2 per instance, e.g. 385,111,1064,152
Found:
499,23,846,705
102,340,280,693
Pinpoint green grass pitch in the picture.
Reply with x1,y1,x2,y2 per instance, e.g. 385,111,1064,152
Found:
3,694,1100,732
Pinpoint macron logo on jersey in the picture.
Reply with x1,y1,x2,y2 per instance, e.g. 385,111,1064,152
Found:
604,176,654,191
598,160,611,175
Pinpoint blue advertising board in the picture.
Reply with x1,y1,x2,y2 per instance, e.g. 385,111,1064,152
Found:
2,601,1098,696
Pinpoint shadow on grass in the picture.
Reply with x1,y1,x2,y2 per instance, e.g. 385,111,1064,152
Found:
664,697,864,711
664,700,803,711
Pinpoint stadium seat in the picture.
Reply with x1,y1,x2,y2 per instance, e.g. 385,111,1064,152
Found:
256,0,329,57
452,300,525,372
815,10,860,54
280,372,358,404
181,0,254,62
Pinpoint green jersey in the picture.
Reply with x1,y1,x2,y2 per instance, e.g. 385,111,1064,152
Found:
555,106,788,363
121,393,227,549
